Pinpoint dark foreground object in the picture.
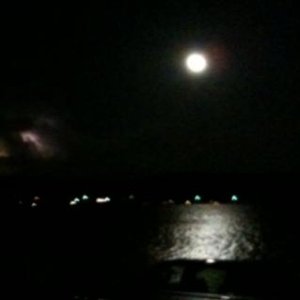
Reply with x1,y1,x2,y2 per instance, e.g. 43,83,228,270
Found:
135,260,299,300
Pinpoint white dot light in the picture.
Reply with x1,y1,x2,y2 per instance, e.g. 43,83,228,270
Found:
96,197,111,204
206,258,216,264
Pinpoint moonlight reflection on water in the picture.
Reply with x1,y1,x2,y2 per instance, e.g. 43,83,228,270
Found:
146,205,264,262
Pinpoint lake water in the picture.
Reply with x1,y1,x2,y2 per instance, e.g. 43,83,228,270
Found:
12,203,298,294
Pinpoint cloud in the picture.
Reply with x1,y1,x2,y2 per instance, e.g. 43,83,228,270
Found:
0,139,10,158
19,130,57,159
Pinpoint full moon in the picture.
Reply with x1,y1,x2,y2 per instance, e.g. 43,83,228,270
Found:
185,53,208,73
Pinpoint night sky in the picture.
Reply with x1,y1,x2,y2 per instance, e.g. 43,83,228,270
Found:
0,2,297,176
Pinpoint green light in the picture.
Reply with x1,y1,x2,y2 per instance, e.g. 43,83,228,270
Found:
231,195,239,202
82,194,89,200
194,195,202,202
